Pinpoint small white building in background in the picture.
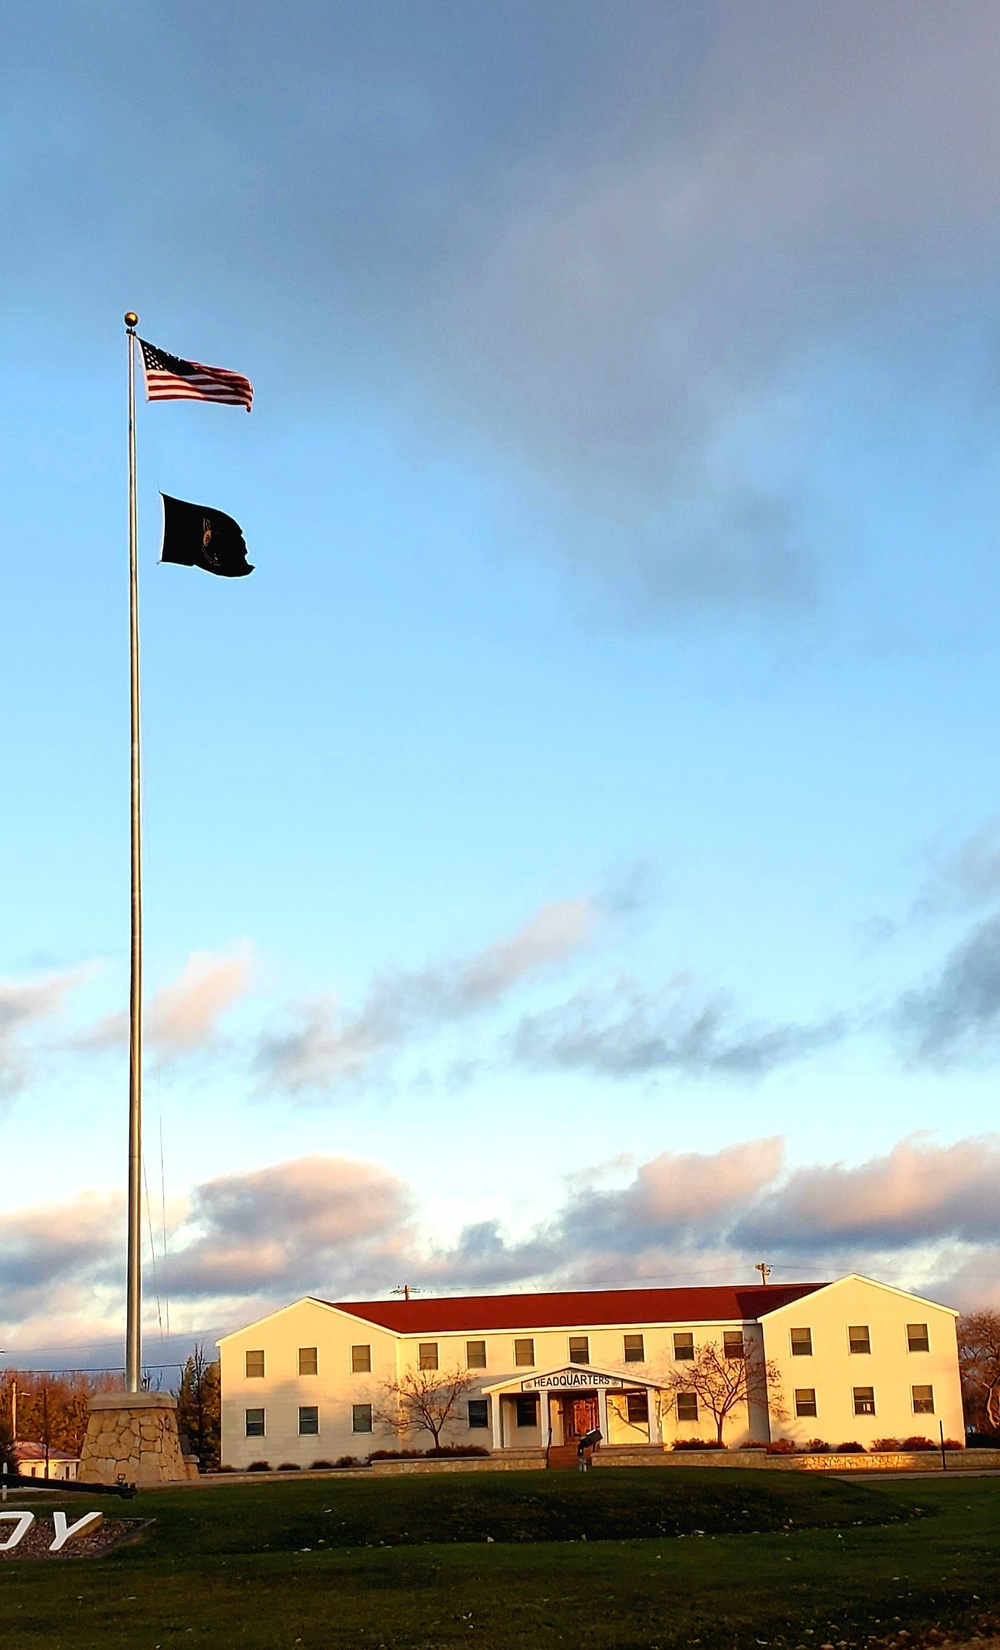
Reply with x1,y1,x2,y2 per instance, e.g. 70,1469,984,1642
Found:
14,1441,80,1480
217,1274,964,1470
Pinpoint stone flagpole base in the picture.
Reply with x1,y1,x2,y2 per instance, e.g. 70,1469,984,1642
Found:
79,1391,189,1485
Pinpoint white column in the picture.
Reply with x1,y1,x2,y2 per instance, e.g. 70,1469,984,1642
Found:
490,1392,503,1452
597,1387,609,1441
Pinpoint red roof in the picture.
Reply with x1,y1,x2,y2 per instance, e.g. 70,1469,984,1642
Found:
321,1282,826,1334
14,1441,76,1462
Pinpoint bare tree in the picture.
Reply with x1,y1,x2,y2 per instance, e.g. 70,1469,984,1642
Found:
0,1370,120,1458
659,1339,785,1445
371,1365,481,1452
958,1311,1000,1435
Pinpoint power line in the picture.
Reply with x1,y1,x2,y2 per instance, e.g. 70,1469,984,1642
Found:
0,1363,185,1375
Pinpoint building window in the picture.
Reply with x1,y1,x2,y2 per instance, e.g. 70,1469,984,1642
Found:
418,1343,439,1371
912,1385,935,1415
849,1326,871,1355
468,1399,489,1429
853,1386,876,1416
514,1338,535,1367
623,1334,645,1363
245,1350,265,1379
245,1408,265,1438
907,1323,930,1353
790,1328,813,1356
795,1389,818,1418
673,1332,695,1362
569,1336,590,1364
298,1347,318,1376
515,1395,538,1428
626,1391,649,1425
351,1344,371,1373
466,1340,487,1369
352,1404,373,1434
723,1331,745,1360
298,1406,319,1436
676,1392,698,1422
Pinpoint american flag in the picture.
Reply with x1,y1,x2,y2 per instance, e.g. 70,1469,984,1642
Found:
138,339,253,411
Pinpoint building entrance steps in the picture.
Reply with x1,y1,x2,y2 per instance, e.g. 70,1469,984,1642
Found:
546,1444,581,1470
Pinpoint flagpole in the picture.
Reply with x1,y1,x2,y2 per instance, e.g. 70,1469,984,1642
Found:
124,311,143,1395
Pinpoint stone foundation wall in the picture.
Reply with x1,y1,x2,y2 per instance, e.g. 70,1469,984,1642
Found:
593,1445,1000,1471
79,1395,189,1485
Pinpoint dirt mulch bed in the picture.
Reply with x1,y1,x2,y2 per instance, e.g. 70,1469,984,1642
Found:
0,1516,152,1559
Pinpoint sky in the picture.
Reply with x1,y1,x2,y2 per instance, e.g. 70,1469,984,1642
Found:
3,0,1000,1374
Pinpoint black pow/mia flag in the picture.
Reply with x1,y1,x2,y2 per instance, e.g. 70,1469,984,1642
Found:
159,493,254,578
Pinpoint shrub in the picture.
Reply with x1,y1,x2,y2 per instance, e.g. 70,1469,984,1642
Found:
425,1445,490,1458
246,1460,271,1472
364,1445,489,1462
214,1464,237,1473
900,1436,935,1452
671,1438,726,1450
834,1441,867,1453
277,1461,302,1471
334,1455,362,1468
803,1439,830,1454
764,1438,796,1455
944,1439,964,1451
872,1438,902,1452
309,1459,336,1469
738,1441,768,1450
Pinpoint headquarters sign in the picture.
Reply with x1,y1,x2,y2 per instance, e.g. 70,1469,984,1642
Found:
520,1368,625,1392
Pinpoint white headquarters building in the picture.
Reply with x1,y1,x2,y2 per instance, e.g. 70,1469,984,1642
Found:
218,1274,964,1469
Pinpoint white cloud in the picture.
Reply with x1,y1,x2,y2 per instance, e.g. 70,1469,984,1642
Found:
76,945,254,1059
256,896,594,1094
4,1132,1000,1347
0,971,80,1098
147,944,254,1055
734,1134,1000,1252
510,979,844,1080
0,1191,121,1331
915,817,1000,916
165,1155,414,1300
895,914,1000,1063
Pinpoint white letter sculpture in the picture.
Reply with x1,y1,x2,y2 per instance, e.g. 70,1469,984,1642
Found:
50,1510,104,1551
0,1512,34,1551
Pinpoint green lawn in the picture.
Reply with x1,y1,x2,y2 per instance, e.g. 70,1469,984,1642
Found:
1,1467,998,1649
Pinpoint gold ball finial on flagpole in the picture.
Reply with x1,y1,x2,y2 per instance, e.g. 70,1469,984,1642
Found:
124,312,139,329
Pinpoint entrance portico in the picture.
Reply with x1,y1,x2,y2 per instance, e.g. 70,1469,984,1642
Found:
482,1364,666,1452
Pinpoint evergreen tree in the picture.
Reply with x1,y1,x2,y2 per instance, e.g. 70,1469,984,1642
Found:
0,1418,15,1478
175,1346,221,1471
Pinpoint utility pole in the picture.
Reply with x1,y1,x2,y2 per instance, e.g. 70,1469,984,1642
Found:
755,1263,771,1286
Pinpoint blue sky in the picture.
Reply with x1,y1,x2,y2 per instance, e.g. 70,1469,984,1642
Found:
3,0,1000,1368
